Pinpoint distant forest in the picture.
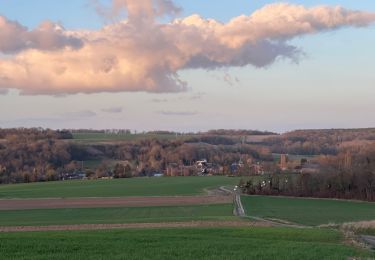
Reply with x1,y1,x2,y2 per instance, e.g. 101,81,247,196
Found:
0,128,274,183
0,127,374,200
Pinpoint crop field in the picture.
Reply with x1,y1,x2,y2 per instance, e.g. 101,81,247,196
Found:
72,132,192,143
242,195,375,226
0,227,372,260
1,178,374,259
0,204,235,226
0,176,241,199
272,153,318,162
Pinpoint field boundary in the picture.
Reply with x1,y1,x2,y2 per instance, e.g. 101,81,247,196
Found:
241,194,375,204
0,220,272,233
0,195,232,210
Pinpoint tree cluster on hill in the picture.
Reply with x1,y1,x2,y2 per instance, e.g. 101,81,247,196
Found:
203,129,277,136
243,144,375,201
81,139,272,176
0,128,272,184
0,129,72,183
263,128,375,155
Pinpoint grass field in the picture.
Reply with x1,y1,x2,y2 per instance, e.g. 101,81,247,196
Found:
0,176,241,199
0,227,371,260
272,153,317,162
72,132,192,143
82,159,123,170
242,195,375,226
0,204,235,226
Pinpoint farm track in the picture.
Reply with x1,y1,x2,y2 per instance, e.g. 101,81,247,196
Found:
0,195,232,210
0,220,272,233
361,235,375,249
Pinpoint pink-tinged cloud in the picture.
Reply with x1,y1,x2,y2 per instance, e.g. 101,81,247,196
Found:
92,0,181,24
0,16,83,53
0,1,374,95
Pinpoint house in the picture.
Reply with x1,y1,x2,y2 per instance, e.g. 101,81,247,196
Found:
166,163,180,176
279,154,288,170
60,170,86,180
300,163,320,174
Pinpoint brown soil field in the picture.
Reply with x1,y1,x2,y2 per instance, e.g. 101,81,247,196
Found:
0,195,232,210
0,220,271,233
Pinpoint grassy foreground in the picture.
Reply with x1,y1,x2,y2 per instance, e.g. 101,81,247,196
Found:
0,176,240,198
242,195,375,226
0,227,371,260
0,204,235,226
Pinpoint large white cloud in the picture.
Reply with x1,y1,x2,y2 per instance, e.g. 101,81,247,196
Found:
0,1,374,95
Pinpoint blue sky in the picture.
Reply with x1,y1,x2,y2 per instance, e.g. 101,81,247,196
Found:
0,0,374,132
2,0,375,29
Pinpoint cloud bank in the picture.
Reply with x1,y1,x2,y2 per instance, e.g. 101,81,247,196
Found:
0,1,374,95
159,111,197,116
101,106,123,113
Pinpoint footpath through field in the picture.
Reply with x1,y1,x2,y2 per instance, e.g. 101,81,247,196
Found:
0,195,231,210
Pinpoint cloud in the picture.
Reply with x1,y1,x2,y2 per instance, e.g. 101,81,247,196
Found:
151,98,168,103
92,0,181,24
101,106,123,113
223,73,240,86
0,1,374,95
0,16,83,54
0,110,97,127
159,111,197,116
61,110,97,119
0,88,8,95
187,92,206,100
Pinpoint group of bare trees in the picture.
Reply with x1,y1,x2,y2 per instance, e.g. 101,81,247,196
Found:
244,144,375,201
0,128,271,183
263,128,375,155
0,128,72,183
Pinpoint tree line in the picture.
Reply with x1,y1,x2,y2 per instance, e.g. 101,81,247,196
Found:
0,128,271,183
243,144,375,201
262,128,375,155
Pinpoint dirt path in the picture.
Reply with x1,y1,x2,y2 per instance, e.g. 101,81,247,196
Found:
361,235,375,249
0,196,232,210
0,220,273,233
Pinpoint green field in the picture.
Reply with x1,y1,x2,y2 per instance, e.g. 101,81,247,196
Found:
242,195,375,226
0,204,234,226
0,227,371,260
72,132,192,143
82,159,123,170
0,176,241,198
272,153,317,162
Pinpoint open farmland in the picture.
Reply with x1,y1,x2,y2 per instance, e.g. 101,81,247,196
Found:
0,204,235,227
71,132,192,143
0,176,241,199
0,196,231,210
242,195,375,226
0,227,372,260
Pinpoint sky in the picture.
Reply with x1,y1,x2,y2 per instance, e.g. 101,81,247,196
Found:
0,0,374,133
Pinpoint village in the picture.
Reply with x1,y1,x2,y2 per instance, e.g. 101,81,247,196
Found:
59,153,321,180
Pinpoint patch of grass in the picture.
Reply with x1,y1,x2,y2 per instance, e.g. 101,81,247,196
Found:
0,176,241,198
361,229,375,236
82,159,124,170
0,204,235,226
272,153,317,163
72,132,192,143
242,195,375,226
0,227,372,259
